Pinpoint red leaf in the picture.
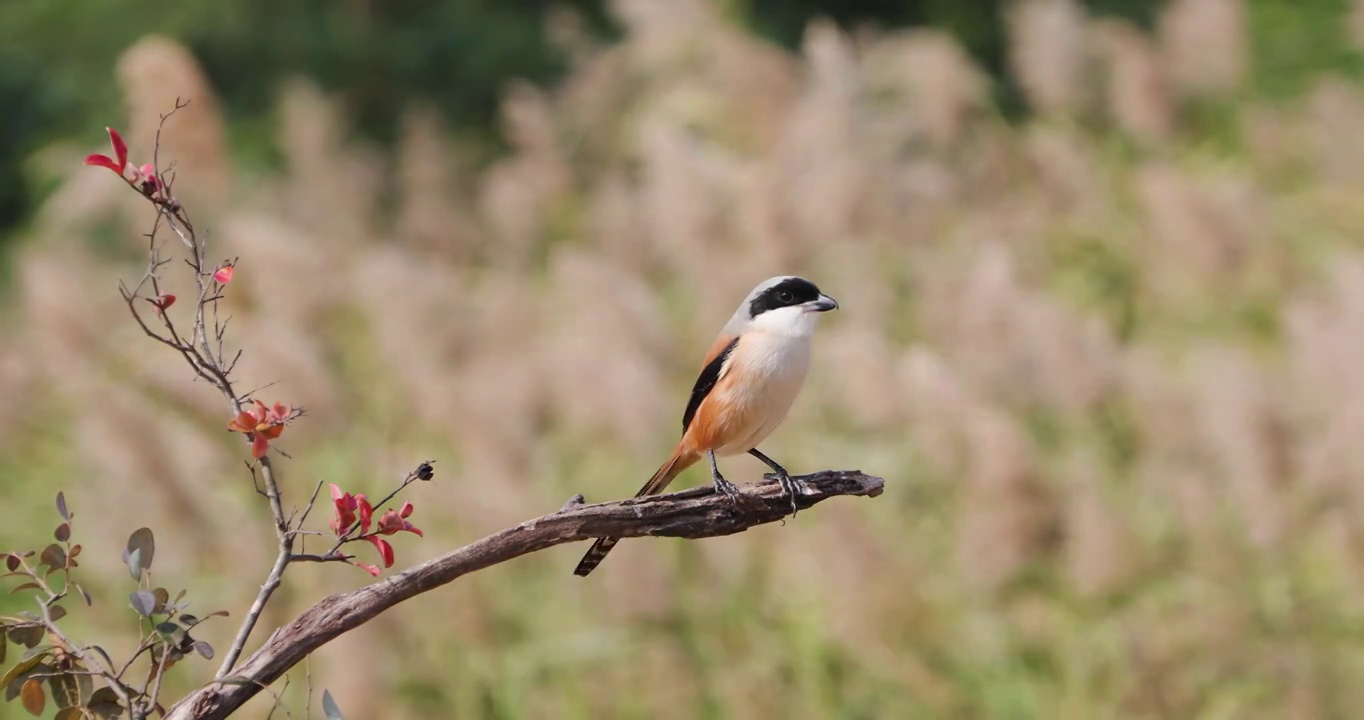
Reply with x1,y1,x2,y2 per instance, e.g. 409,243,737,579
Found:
329,485,357,536
213,265,235,285
376,506,423,537
365,536,394,567
83,154,120,172
399,501,414,519
149,294,176,312
354,562,381,577
356,495,374,534
228,411,256,434
269,402,290,422
250,433,270,459
106,127,129,167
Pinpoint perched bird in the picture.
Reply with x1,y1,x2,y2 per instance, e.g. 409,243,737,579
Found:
573,276,838,577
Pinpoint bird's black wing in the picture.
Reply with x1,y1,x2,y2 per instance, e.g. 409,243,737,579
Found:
681,335,739,433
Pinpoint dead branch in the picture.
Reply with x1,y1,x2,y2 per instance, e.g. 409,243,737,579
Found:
163,470,884,719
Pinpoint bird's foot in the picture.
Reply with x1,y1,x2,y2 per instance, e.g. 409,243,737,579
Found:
712,473,742,504
766,471,809,518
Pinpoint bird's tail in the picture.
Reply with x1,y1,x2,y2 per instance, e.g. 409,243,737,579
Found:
573,446,698,577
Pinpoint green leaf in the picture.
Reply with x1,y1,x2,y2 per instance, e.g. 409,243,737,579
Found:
129,590,156,617
0,655,46,693
48,671,80,708
86,686,120,711
20,677,43,715
39,544,65,572
122,527,154,581
20,645,51,662
54,523,70,543
75,673,92,706
322,689,345,720
7,626,42,649
154,623,186,652
55,492,69,521
178,614,199,626
85,687,117,703
88,646,113,671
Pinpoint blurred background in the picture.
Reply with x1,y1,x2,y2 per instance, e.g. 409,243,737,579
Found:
3,0,1364,717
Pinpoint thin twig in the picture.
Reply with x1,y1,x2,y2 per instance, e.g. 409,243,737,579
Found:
288,554,353,564
147,642,173,717
215,459,292,678
117,640,157,682
264,675,292,720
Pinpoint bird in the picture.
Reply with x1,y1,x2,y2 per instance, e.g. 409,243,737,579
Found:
573,275,839,577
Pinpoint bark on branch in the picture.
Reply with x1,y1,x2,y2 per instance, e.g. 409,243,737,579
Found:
164,470,884,719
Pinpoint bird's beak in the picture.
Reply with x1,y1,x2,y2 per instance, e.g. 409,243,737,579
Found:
808,294,839,312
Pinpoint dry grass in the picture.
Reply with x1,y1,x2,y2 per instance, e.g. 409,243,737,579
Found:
4,0,1364,717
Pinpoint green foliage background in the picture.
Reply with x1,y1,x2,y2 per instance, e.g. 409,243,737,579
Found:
0,0,1215,244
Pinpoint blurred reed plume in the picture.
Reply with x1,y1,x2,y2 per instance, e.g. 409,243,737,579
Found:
4,0,1364,717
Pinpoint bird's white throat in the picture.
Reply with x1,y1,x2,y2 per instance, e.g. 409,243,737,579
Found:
747,305,819,338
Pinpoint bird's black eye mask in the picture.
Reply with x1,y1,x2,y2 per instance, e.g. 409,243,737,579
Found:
748,278,822,317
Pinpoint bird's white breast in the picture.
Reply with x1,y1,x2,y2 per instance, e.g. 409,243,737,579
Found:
711,323,813,454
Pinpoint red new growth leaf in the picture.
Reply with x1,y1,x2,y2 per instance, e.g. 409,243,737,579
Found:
250,434,270,459
328,484,357,536
364,536,395,568
84,127,128,172
84,127,162,196
328,485,372,535
83,154,121,173
355,495,374,534
109,127,128,166
376,501,423,537
331,486,421,575
148,294,176,314
213,264,235,285
227,399,291,458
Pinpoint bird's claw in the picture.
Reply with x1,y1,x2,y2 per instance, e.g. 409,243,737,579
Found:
712,474,742,504
765,471,808,518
